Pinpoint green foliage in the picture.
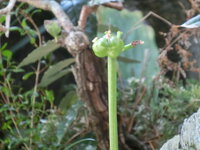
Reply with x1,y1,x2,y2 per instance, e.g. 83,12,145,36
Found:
21,18,36,41
59,91,78,114
0,5,95,148
18,40,60,67
118,77,200,149
0,15,6,23
56,101,83,144
157,82,200,138
2,50,13,61
0,3,97,150
22,72,34,80
39,101,88,149
0,49,46,149
0,47,96,149
39,58,75,87
2,2,200,150
44,20,61,40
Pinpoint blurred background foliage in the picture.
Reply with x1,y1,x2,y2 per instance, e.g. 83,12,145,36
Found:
0,0,200,150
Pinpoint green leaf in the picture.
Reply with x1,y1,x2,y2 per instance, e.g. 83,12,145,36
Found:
30,9,42,17
28,28,36,37
58,91,78,113
18,40,60,67
56,101,83,144
40,68,71,87
65,138,95,150
22,72,34,80
0,43,7,51
39,58,74,87
21,19,27,28
0,15,5,23
2,87,10,97
11,68,24,73
30,37,36,45
44,20,61,38
9,26,23,33
2,50,12,61
45,90,54,105
181,15,200,28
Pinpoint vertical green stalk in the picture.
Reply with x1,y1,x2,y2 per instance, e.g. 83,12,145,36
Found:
108,56,118,150
92,30,143,150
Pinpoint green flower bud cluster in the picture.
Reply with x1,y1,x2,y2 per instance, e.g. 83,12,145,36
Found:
92,31,125,58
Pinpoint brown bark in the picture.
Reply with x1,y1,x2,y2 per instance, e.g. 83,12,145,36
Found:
73,48,109,150
63,29,109,149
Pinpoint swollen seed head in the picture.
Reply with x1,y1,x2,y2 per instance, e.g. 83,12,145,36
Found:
92,31,125,58
92,37,108,57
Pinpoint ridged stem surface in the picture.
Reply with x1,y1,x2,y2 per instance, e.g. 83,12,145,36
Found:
108,56,118,150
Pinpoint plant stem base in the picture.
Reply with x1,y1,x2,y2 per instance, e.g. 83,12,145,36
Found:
108,57,118,150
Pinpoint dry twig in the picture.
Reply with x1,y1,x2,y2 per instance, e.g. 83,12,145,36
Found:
0,0,17,37
0,24,7,32
78,2,123,30
0,0,16,14
78,5,98,29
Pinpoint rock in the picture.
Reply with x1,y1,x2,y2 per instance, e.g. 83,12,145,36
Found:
160,109,200,150
180,109,200,150
160,135,180,150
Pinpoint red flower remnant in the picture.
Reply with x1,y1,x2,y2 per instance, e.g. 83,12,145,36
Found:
105,30,111,39
131,40,144,47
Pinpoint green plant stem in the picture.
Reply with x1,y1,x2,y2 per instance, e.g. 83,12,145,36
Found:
108,56,118,150
30,61,41,148
122,43,134,51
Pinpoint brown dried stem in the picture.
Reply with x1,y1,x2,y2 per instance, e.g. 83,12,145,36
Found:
17,0,73,33
78,2,123,30
0,24,7,32
103,2,123,10
78,5,98,29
